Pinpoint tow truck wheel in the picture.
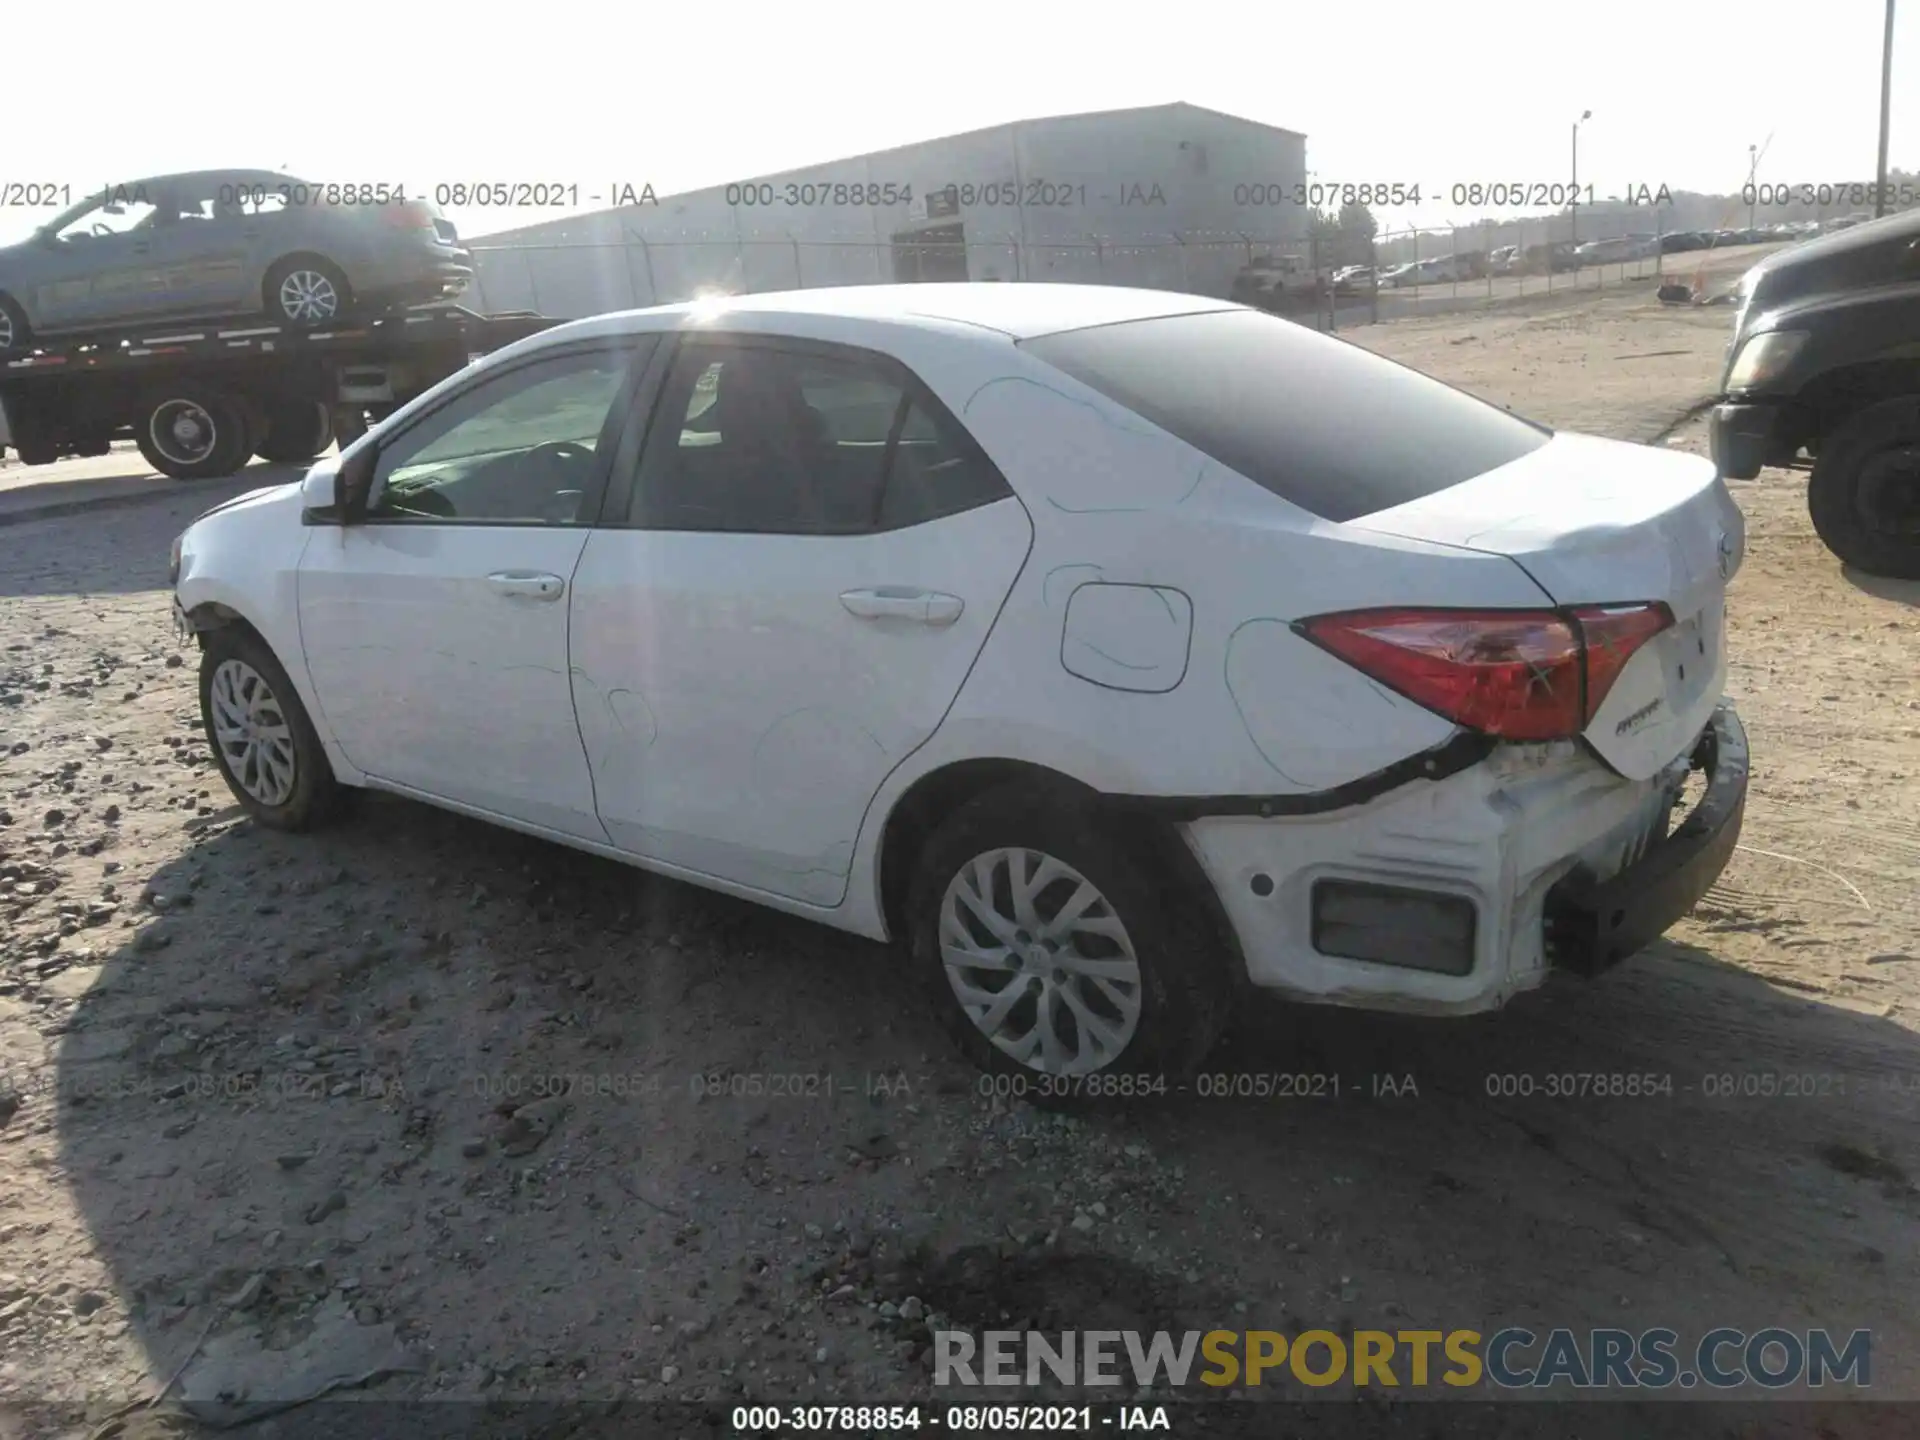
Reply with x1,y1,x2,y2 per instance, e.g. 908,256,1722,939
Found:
255,398,335,463
266,258,351,328
0,294,29,353
1807,397,1920,581
135,388,253,481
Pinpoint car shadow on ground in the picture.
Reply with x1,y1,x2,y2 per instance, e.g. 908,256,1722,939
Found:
29,790,1920,1426
1841,568,1920,609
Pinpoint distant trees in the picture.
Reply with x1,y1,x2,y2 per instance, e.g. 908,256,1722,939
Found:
1308,203,1378,266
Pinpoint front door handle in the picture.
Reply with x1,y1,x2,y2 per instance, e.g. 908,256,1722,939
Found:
487,571,565,602
840,587,964,627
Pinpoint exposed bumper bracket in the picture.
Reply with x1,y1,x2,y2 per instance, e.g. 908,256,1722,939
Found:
1545,703,1748,976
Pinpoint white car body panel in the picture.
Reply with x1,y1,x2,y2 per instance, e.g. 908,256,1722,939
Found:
171,284,1743,1020
569,496,1033,906
297,522,606,841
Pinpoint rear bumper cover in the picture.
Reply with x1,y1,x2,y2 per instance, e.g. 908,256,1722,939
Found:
1544,703,1748,975
1709,401,1780,480
1178,704,1747,1016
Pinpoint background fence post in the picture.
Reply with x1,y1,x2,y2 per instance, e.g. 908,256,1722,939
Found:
1369,232,1379,326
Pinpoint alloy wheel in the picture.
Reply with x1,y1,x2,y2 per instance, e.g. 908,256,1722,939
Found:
938,847,1143,1075
278,270,340,323
0,310,13,350
209,659,297,807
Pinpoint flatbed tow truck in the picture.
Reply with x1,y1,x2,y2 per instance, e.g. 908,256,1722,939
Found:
0,303,556,480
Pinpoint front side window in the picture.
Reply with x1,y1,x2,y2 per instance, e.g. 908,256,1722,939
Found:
627,341,1009,534
52,191,159,243
367,348,634,525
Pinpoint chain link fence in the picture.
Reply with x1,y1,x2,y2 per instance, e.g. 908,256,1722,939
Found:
463,217,1694,332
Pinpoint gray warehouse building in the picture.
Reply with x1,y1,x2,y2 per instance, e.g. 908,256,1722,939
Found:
461,103,1309,317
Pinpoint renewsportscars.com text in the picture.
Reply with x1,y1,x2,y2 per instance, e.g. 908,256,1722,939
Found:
934,1326,1872,1390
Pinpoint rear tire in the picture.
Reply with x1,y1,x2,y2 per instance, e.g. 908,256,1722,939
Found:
0,294,30,354
135,387,253,480
198,626,343,832
905,784,1229,1098
266,257,352,327
1807,398,1920,580
254,398,335,463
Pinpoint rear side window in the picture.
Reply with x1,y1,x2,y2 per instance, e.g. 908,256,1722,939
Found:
625,340,1010,534
1020,309,1551,523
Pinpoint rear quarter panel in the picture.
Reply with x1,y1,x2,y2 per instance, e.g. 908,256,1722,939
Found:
852,335,1552,805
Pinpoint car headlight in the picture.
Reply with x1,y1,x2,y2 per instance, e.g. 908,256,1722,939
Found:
169,531,184,586
1725,329,1808,393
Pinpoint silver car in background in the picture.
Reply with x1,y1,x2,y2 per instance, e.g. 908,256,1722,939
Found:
0,169,472,352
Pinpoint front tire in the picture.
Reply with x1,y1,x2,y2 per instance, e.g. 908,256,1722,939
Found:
1807,398,1920,580
906,784,1228,1090
266,257,351,327
136,387,253,480
198,627,343,831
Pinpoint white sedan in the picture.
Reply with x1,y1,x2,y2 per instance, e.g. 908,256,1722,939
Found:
170,284,1750,1083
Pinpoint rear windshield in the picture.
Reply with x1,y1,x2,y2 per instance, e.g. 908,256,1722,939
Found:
1020,308,1551,523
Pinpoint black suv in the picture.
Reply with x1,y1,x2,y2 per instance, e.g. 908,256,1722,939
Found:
1710,207,1920,578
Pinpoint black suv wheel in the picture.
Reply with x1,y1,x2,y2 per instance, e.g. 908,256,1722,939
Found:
1808,398,1920,580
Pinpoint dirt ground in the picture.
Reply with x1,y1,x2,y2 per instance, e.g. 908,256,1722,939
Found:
1,280,1917,1439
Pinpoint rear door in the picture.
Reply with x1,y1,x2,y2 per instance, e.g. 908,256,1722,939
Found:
1350,432,1745,777
140,178,257,318
569,334,1031,906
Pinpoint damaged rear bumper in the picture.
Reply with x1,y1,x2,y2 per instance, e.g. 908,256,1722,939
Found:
1544,702,1748,975
1177,703,1748,1016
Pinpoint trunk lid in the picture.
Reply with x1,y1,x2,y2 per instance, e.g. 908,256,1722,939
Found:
1348,431,1745,779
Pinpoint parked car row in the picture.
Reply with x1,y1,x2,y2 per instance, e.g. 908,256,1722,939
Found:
1266,219,1827,299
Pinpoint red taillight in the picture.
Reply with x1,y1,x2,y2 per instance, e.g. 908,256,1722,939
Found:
382,201,437,230
1572,604,1674,724
1299,603,1673,742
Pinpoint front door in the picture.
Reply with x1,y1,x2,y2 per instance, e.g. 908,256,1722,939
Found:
298,340,650,838
569,335,1031,905
32,188,166,329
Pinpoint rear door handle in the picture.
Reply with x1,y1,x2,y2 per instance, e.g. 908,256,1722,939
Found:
840,587,964,626
487,571,565,602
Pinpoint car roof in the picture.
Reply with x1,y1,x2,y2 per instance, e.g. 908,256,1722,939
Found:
529,283,1238,345
112,168,297,192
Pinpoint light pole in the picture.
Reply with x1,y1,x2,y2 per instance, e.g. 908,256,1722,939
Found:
1570,109,1591,247
1747,143,1758,231
1875,0,1896,217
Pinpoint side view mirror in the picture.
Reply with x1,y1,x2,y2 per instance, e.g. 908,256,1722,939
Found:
338,448,377,518
300,449,377,525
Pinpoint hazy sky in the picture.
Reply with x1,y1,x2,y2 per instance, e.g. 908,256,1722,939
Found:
3,0,1909,246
